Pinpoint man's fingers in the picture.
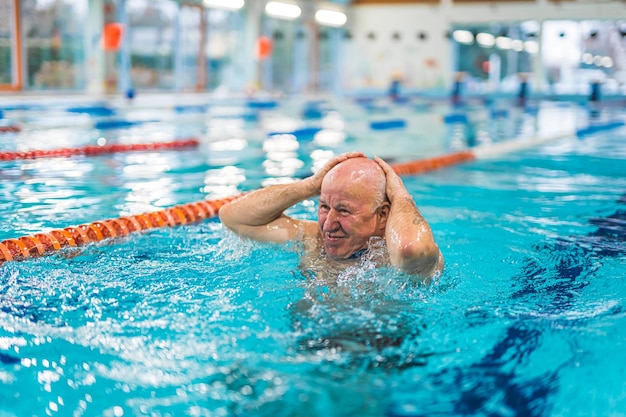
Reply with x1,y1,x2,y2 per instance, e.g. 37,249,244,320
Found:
374,155,393,173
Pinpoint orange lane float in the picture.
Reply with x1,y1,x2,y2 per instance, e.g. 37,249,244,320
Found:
0,196,240,264
0,138,199,161
389,150,476,176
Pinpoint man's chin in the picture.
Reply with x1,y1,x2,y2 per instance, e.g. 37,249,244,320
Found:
324,246,353,260
324,245,345,259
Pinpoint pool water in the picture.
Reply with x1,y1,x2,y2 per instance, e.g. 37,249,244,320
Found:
0,96,625,416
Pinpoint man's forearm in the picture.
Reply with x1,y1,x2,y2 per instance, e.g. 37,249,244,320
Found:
374,155,442,277
219,179,316,229
385,193,442,277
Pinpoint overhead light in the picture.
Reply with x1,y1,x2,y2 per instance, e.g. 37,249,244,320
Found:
315,9,347,27
476,32,495,47
511,39,524,52
203,0,244,10
452,30,474,44
265,1,301,20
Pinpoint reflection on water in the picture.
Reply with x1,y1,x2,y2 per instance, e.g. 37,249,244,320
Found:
0,99,625,416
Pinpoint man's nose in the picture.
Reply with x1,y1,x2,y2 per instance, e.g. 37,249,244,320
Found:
322,209,339,231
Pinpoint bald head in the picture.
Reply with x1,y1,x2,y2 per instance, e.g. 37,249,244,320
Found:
322,157,388,208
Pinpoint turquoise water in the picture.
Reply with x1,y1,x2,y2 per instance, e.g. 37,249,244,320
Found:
0,97,625,416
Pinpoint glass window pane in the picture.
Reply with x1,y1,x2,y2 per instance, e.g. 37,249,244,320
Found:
0,0,14,85
22,0,88,90
205,7,245,92
267,19,295,93
177,5,202,91
127,0,177,90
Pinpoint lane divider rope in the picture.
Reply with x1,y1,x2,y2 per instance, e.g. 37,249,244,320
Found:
0,196,239,264
390,150,476,175
0,138,199,161
0,128,593,266
388,130,577,175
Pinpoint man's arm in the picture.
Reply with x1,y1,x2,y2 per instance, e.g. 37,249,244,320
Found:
219,152,366,243
374,156,444,279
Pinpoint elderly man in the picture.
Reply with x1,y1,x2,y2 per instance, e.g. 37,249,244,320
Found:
219,152,443,281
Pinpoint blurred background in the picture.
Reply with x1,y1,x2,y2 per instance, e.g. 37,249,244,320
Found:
0,0,624,100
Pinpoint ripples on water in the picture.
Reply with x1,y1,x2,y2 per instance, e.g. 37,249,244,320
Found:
0,221,439,416
1,102,625,416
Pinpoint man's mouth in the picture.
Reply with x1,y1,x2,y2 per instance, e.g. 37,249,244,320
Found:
325,234,344,241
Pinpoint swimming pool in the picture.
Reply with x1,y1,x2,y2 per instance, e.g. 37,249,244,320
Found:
1,95,625,416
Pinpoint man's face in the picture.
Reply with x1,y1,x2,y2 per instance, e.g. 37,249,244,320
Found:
317,179,386,259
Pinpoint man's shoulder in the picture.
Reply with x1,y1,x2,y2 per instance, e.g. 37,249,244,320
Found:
298,220,319,239
295,220,321,251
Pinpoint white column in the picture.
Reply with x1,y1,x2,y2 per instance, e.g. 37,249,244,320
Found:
86,0,105,94
243,1,262,91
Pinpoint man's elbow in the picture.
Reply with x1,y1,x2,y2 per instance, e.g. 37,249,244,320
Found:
394,241,443,280
218,203,237,231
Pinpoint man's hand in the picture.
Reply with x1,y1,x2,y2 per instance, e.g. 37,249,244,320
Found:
374,156,409,202
305,151,366,195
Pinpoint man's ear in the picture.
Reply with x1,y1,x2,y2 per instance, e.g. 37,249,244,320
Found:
377,202,391,230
